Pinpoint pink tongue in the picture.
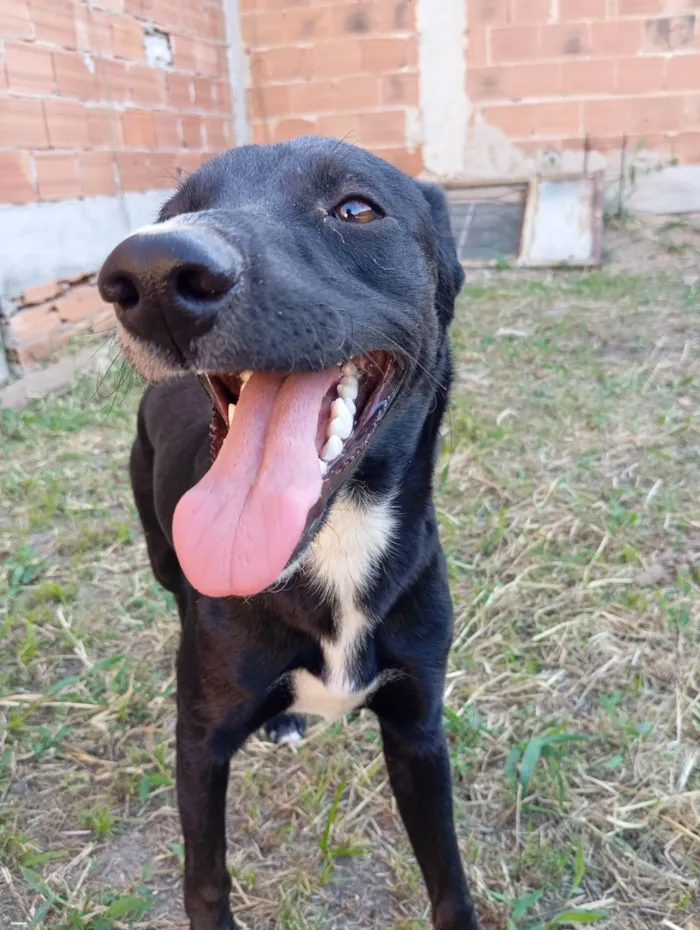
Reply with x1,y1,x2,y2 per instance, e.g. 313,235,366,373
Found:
172,369,338,597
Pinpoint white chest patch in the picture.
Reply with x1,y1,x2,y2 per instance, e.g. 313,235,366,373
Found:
289,493,395,721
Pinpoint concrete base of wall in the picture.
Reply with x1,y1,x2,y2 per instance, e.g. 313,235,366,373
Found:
0,189,175,300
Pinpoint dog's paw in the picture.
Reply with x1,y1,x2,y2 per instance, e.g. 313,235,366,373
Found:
265,713,306,746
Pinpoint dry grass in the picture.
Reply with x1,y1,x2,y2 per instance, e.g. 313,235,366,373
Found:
1,237,699,929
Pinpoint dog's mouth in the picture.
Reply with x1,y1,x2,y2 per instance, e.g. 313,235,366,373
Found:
171,352,405,599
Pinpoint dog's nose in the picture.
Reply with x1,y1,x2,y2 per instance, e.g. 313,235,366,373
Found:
98,224,242,344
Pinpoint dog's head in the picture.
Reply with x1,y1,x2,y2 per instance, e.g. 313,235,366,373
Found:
99,137,463,599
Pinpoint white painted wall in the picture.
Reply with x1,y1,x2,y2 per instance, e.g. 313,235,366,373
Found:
416,0,468,179
0,189,174,299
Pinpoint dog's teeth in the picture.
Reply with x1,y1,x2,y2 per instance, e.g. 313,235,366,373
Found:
341,361,357,377
228,403,235,427
240,370,252,384
321,435,343,462
329,418,352,440
328,398,353,440
337,375,359,401
319,459,328,477
343,397,356,417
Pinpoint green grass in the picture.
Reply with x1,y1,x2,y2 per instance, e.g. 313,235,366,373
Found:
1,266,699,929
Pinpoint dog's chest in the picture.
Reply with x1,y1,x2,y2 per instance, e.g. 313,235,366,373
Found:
289,494,394,721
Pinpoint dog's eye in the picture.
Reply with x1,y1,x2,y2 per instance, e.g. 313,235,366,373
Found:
334,199,381,223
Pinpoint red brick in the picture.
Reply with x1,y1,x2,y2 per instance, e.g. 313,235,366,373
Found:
177,150,208,177
122,108,157,147
534,100,581,136
471,0,509,25
0,0,33,39
248,84,291,120
468,26,490,68
684,93,700,129
168,72,194,108
87,107,124,148
481,103,536,137
467,67,506,101
73,3,90,50
560,0,606,18
665,53,700,91
30,0,77,47
213,80,231,114
372,146,422,176
289,76,379,113
196,40,222,78
381,72,419,105
360,37,417,72
181,114,203,147
591,20,644,56
35,152,82,201
170,35,197,71
153,110,181,148
53,285,102,323
242,8,333,46
540,23,592,57
143,0,180,31
127,64,167,106
79,152,117,196
250,47,313,83
0,151,36,204
316,112,361,140
470,62,563,101
359,109,405,145
644,16,696,53
628,94,684,133
96,58,129,102
490,26,540,63
309,40,363,80
619,0,664,13
583,99,627,136
561,59,616,96
0,97,48,147
44,99,90,148
617,56,665,95
5,42,55,94
53,49,100,100
193,77,217,111
374,0,415,33
251,121,269,144
88,9,113,56
272,117,317,142
173,35,219,75
332,3,374,37
147,152,178,189
19,281,62,306
116,152,150,190
111,14,144,60
512,61,564,98
509,0,550,23
203,115,229,148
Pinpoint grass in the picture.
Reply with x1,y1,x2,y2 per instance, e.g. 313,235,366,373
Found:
1,261,699,930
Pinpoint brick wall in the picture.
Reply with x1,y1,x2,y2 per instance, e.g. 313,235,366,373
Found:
466,0,700,168
241,0,422,175
0,0,235,205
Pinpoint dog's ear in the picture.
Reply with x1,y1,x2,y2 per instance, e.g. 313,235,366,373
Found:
415,181,465,325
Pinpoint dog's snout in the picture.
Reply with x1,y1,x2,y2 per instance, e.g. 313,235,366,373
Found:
98,224,242,344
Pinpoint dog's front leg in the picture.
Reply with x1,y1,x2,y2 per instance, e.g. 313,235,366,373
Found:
177,713,238,930
378,716,480,930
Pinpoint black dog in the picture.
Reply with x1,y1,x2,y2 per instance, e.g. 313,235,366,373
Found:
98,137,479,930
